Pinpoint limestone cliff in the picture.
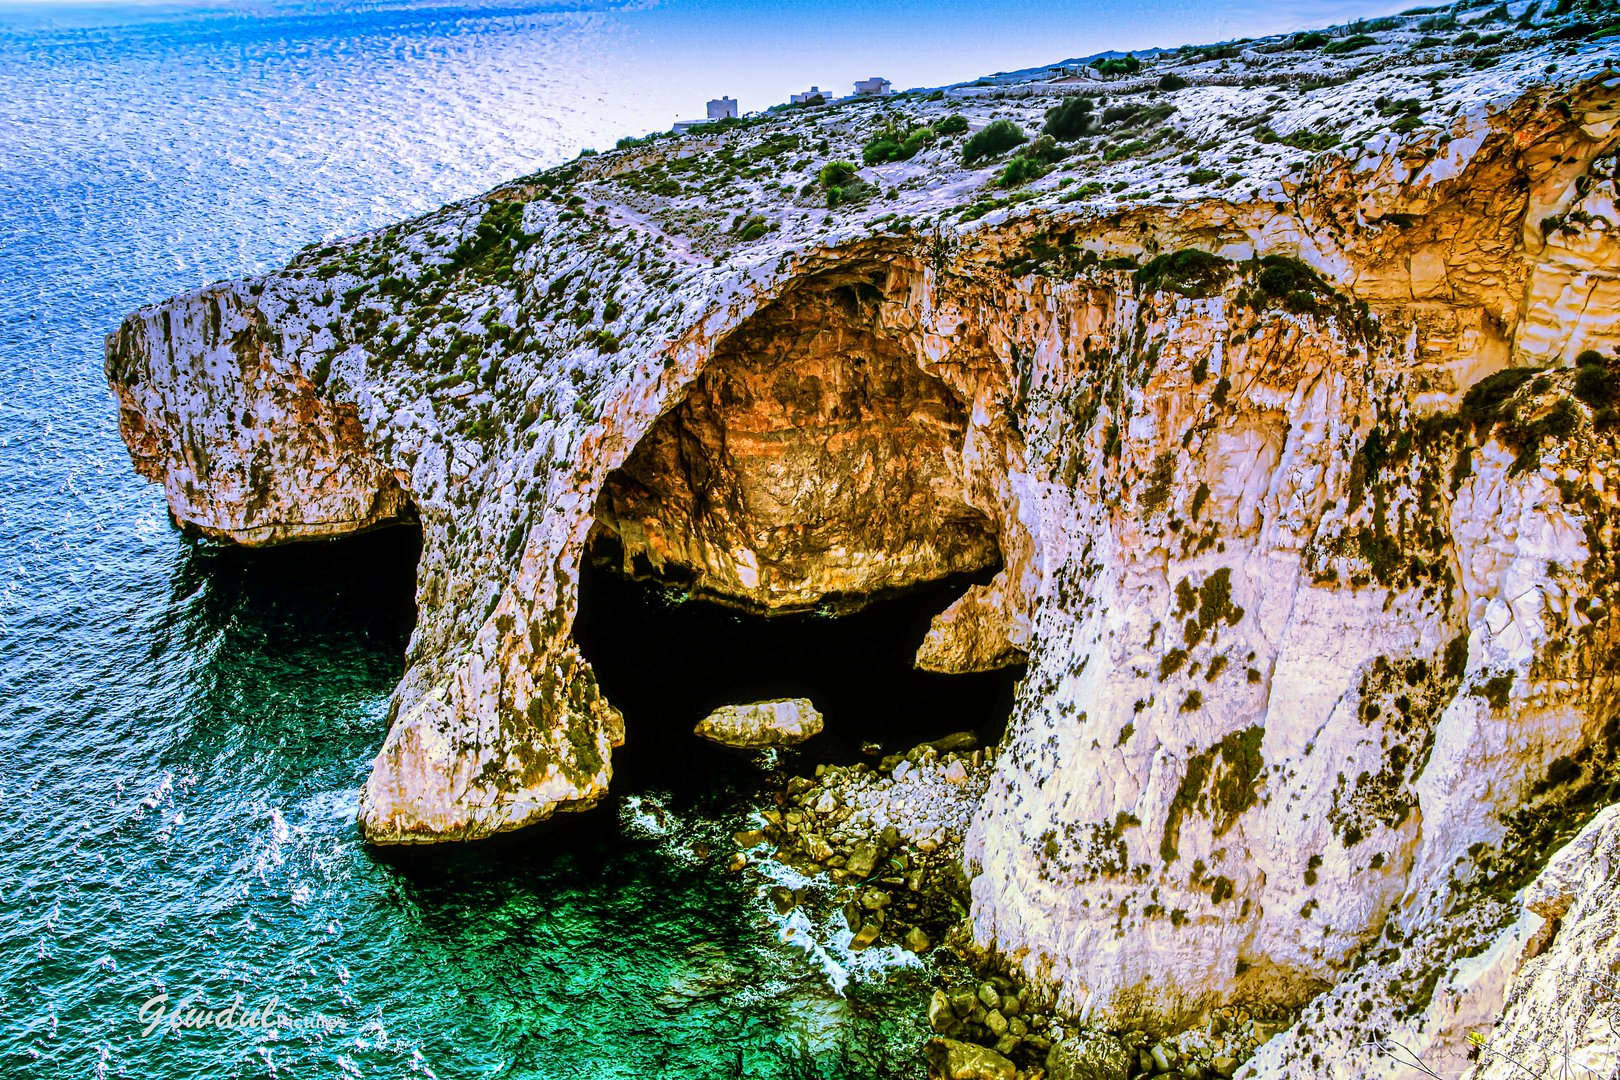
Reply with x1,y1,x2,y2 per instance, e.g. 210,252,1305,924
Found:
108,9,1620,1077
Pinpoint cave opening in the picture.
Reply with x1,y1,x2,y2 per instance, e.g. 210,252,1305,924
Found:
572,560,1023,800
571,271,1024,803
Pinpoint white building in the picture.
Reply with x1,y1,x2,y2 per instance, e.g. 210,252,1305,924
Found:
673,95,739,134
790,86,828,105
853,77,892,96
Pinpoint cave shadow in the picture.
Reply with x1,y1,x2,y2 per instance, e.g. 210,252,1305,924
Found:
164,523,422,664
151,524,423,777
572,557,1025,810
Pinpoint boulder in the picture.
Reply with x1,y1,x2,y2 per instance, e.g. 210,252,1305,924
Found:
1045,1030,1132,1080
925,731,980,754
694,697,823,748
845,840,880,877
926,1037,1016,1080
929,989,955,1032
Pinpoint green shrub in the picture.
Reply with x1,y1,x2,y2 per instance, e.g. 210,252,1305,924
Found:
862,137,902,165
1135,249,1231,297
997,155,1047,188
1103,138,1150,162
1021,134,1068,163
1459,367,1542,433
861,120,937,165
1293,31,1330,48
443,200,535,286
1058,181,1105,202
1321,33,1377,53
1158,72,1190,91
1188,167,1222,184
1043,96,1096,141
935,113,970,135
818,160,858,187
1253,254,1334,313
1090,54,1142,77
1551,21,1600,42
1259,125,1342,152
1575,352,1617,410
962,119,1027,164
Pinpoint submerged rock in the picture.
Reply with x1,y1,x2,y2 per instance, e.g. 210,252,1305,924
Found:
926,1037,1016,1080
849,923,881,951
693,698,822,748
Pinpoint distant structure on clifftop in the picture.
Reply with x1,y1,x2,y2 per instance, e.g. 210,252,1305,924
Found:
672,95,739,134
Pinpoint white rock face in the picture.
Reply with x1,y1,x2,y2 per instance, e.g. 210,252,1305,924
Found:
1469,805,1620,1080
694,698,824,748
104,18,1620,1066
1240,805,1620,1080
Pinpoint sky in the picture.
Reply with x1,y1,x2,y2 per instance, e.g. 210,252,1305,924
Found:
611,0,1413,115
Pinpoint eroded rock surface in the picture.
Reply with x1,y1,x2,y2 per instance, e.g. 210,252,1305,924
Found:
107,14,1620,1076
590,276,1001,613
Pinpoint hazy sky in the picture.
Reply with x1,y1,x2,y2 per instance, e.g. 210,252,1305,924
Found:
600,0,1412,125
592,0,1419,129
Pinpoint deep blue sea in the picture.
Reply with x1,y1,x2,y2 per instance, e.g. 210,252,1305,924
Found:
0,3,942,1075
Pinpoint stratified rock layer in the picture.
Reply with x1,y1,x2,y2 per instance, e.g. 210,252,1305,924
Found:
107,20,1620,1077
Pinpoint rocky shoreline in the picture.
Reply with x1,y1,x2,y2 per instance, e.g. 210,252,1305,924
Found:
727,738,1292,1080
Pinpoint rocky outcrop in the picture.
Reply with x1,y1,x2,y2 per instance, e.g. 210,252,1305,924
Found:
107,11,1620,1074
694,698,823,747
107,290,413,544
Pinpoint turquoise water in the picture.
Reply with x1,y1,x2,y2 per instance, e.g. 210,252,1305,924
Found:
0,3,938,1075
